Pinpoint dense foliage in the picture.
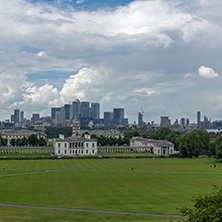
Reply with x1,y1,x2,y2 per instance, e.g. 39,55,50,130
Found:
150,127,171,140
177,185,222,222
9,134,46,147
149,128,218,158
45,126,72,136
179,130,211,158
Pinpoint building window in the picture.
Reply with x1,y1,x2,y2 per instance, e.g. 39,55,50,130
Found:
92,143,95,148
65,143,67,148
65,150,67,154
92,150,94,154
70,150,71,154
58,143,60,148
86,150,88,154
81,150,83,154
58,150,60,154
75,150,77,154
86,143,88,148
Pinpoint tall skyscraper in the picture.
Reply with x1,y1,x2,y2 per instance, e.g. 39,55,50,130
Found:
20,111,24,123
91,103,100,120
14,109,20,124
11,115,15,123
113,108,124,125
72,99,80,120
160,116,169,127
197,111,201,128
81,102,91,118
51,107,61,120
180,118,185,126
138,112,143,128
104,112,113,126
60,107,65,122
64,104,71,120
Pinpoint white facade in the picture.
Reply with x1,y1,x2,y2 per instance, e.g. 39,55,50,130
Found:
130,137,174,155
54,135,97,156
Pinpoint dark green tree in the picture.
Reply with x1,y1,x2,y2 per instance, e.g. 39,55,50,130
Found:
28,134,38,146
38,137,46,146
165,131,182,149
45,126,72,137
132,131,140,137
208,141,216,157
150,128,171,140
215,136,222,159
177,185,222,222
10,138,16,146
0,137,8,146
179,130,210,158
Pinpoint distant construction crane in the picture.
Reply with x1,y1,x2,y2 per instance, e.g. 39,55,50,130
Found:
141,106,144,114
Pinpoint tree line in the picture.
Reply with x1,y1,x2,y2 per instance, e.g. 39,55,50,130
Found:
150,127,222,158
0,134,46,147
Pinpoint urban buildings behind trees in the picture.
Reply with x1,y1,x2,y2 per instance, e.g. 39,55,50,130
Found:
160,116,170,127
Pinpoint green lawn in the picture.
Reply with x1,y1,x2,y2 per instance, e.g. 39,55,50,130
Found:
0,154,51,159
0,158,221,221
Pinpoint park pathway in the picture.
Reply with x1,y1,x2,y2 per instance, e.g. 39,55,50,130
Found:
0,203,187,218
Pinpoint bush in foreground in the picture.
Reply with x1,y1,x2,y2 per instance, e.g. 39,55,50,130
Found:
176,185,222,222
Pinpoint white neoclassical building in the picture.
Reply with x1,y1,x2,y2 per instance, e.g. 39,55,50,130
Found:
54,120,97,156
130,137,174,155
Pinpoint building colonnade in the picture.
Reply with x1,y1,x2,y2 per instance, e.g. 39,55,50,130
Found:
0,147,53,155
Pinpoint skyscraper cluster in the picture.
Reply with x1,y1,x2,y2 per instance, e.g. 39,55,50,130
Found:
10,109,24,126
51,99,128,127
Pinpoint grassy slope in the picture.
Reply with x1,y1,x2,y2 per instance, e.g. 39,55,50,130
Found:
0,158,221,221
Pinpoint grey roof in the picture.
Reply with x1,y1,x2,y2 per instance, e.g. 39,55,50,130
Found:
131,137,173,145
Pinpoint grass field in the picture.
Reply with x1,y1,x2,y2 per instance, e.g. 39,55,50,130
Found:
0,154,51,159
0,157,221,221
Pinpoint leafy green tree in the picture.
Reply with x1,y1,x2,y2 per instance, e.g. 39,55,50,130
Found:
132,131,140,137
0,137,8,146
38,137,46,146
165,131,182,149
208,141,216,157
179,136,189,157
177,185,222,222
45,126,72,137
179,130,210,158
28,134,38,146
10,138,16,146
16,138,22,146
150,128,171,140
215,136,222,159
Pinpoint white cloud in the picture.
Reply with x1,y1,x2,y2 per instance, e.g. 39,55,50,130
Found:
37,51,47,57
76,0,85,4
198,66,219,78
0,0,222,122
184,73,193,78
133,88,156,96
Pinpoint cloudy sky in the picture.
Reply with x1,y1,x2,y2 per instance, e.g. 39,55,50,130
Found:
1,0,222,124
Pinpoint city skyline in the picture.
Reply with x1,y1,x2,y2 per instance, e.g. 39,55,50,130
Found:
1,0,222,123
5,103,222,128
